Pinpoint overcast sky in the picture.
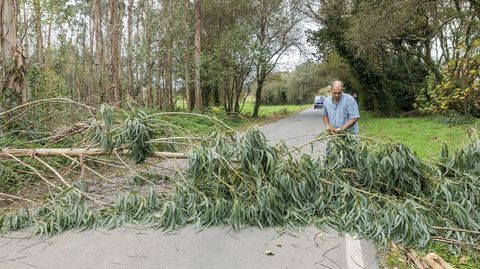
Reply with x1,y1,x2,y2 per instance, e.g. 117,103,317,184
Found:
276,18,319,71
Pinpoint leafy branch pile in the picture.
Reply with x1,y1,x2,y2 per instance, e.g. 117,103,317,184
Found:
1,125,479,253
0,99,232,196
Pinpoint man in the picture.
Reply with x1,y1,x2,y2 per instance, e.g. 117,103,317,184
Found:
322,81,359,134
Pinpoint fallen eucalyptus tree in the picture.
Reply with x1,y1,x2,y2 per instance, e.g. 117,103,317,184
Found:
0,99,479,257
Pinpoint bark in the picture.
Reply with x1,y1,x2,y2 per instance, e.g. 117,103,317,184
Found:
233,73,246,114
108,0,121,104
184,0,192,112
1,0,17,62
252,74,265,118
165,44,173,111
424,253,455,269
194,0,203,110
157,58,163,110
1,0,26,103
88,13,94,104
33,0,44,64
164,0,173,111
47,22,51,50
23,0,28,58
126,0,134,97
144,0,153,107
79,22,86,102
94,0,104,102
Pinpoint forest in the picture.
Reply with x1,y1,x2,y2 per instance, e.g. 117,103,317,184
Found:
1,0,478,118
1,1,480,268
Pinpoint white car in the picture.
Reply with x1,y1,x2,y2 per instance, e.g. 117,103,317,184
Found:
313,96,326,109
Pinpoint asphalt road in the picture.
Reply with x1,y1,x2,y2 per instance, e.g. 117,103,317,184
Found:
0,108,378,269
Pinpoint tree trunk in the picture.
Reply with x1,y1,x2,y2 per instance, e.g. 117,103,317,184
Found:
0,148,187,159
185,49,192,112
88,13,95,104
126,0,134,98
1,0,17,64
94,0,104,103
165,44,173,111
194,0,203,111
23,0,28,58
164,0,173,111
233,73,245,114
33,0,44,64
252,72,266,118
109,0,120,105
1,0,26,103
144,1,153,107
47,22,51,50
184,0,193,112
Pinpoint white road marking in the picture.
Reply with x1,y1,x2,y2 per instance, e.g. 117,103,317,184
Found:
345,234,365,269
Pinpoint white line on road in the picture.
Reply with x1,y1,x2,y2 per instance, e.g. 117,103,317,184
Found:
345,234,365,269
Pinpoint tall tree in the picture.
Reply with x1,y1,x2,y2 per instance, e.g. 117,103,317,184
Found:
183,0,193,112
194,0,203,110
163,0,174,111
1,0,26,103
144,0,153,107
126,0,134,98
33,0,45,64
108,0,122,104
94,0,104,102
251,0,303,118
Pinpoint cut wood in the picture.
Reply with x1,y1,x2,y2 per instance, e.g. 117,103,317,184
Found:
406,250,425,269
424,253,455,269
0,148,188,159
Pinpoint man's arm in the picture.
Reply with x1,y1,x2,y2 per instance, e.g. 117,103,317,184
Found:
323,115,331,129
340,96,360,131
341,118,358,131
322,100,336,133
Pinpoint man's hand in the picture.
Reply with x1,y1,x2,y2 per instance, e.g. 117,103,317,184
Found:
327,126,337,134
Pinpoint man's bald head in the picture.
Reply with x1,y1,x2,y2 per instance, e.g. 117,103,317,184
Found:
330,80,344,102
331,80,344,90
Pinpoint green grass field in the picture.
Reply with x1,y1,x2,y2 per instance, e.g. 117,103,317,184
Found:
360,112,480,160
160,103,310,136
239,103,310,117
361,112,480,268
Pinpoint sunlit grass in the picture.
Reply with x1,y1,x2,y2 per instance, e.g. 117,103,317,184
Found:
239,103,310,117
361,111,480,159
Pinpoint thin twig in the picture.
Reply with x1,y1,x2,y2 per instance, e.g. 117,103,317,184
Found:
0,192,38,204
432,226,480,235
7,154,62,191
33,156,72,188
431,236,480,250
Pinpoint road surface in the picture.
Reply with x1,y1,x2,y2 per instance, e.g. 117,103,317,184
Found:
0,108,378,269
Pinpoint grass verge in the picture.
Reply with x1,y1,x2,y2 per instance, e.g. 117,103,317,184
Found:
361,112,480,268
361,112,480,160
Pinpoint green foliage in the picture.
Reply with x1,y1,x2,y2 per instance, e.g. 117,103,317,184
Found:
92,107,156,163
261,58,361,106
2,128,479,256
118,116,153,164
416,39,480,116
0,162,37,194
307,0,473,114
26,66,69,100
